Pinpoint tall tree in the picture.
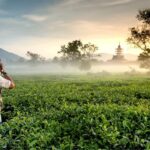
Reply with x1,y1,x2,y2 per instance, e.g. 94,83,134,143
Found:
58,40,99,70
81,43,98,60
26,51,45,63
58,40,82,63
127,9,150,69
79,43,98,71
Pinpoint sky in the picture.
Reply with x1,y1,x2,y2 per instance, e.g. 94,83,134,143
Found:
0,0,150,58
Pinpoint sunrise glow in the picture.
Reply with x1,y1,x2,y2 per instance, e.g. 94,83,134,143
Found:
0,0,149,58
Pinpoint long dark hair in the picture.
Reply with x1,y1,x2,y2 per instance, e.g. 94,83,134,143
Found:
0,59,3,71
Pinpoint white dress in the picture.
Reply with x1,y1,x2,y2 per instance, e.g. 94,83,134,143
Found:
0,75,11,108
0,75,11,123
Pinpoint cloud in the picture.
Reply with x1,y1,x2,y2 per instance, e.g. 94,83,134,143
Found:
51,0,134,11
43,0,134,23
62,0,83,5
0,30,12,36
0,18,26,25
102,0,135,6
23,14,48,22
0,9,8,15
45,20,125,40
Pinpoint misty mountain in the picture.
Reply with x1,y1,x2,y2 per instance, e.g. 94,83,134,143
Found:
0,48,24,63
98,53,138,61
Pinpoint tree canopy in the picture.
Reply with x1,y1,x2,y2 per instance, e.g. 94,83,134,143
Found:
127,9,150,69
58,40,82,62
26,51,45,63
58,40,98,62
57,40,98,70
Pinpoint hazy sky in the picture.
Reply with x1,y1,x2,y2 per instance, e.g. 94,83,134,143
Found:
0,0,150,58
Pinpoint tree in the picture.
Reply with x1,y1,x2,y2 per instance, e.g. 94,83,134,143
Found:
79,60,92,71
26,51,46,63
58,40,98,61
52,56,59,63
58,40,82,63
81,43,98,60
58,40,98,70
127,9,150,69
79,43,98,71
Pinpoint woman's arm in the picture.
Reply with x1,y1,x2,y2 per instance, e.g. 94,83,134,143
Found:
1,71,15,89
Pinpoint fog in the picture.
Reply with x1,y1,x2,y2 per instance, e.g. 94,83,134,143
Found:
4,62,147,75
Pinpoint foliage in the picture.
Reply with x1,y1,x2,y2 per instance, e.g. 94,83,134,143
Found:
81,43,98,60
127,9,150,69
79,60,91,71
0,75,150,149
58,40,82,63
58,40,98,70
26,51,46,63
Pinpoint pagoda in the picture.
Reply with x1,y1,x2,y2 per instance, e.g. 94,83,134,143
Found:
111,43,125,62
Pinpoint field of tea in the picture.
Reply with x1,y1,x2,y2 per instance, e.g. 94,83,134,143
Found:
0,75,150,149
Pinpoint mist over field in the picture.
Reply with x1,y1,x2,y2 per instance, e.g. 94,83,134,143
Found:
5,62,147,75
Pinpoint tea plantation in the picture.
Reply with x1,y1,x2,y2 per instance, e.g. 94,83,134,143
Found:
0,75,150,149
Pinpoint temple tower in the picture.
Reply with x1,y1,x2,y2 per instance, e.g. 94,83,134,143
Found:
111,43,125,61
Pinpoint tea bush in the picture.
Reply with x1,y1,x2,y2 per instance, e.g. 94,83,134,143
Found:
0,75,150,149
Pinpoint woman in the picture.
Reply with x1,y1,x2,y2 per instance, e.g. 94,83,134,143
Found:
0,62,15,124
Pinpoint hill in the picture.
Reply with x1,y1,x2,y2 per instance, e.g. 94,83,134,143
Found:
0,48,24,63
